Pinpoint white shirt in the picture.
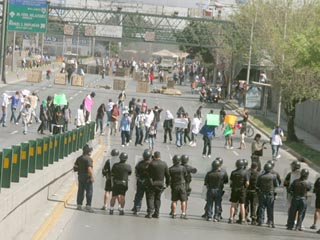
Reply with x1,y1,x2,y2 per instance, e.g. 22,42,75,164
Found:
144,111,154,128
270,128,284,146
191,117,202,134
106,101,115,112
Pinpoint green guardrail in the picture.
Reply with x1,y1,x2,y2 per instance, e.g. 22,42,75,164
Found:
0,122,95,191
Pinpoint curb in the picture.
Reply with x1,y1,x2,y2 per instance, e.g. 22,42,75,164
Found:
225,100,320,173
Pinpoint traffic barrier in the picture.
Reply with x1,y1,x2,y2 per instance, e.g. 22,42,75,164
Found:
11,146,21,183
20,143,29,177
0,122,96,191
36,139,44,170
2,149,13,188
29,140,37,173
43,137,49,167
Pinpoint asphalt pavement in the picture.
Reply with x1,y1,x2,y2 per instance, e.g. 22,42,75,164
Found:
7,74,319,239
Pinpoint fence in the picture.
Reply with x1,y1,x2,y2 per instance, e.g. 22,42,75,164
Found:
0,122,95,191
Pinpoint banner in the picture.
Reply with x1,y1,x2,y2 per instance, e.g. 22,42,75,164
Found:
174,118,188,129
206,114,219,126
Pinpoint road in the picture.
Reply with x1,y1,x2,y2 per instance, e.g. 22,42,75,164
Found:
2,74,319,239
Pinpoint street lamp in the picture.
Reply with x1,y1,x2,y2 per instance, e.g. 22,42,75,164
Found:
0,0,8,83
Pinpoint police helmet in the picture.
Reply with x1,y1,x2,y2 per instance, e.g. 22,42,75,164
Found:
236,159,244,169
291,160,301,171
242,159,248,168
143,149,152,160
211,160,220,170
119,152,128,162
82,144,93,154
215,157,223,166
264,163,273,173
181,155,189,164
172,155,181,165
111,149,119,157
300,169,309,179
266,160,275,168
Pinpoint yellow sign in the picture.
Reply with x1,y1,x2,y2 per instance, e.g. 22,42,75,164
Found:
50,140,53,149
30,147,34,156
37,146,42,155
3,157,9,169
13,154,18,164
21,151,27,160
44,143,48,151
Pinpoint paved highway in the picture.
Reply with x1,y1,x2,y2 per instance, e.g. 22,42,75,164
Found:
3,74,319,239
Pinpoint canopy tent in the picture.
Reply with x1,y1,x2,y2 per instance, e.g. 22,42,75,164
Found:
152,49,179,58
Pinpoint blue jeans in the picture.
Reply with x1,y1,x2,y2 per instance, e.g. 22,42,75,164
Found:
77,174,93,206
176,131,184,147
121,130,130,145
106,111,111,126
96,118,103,133
149,136,155,150
271,145,280,159
287,197,307,229
0,107,7,126
202,136,212,155
258,192,274,224
135,127,144,145
10,107,18,123
206,188,222,219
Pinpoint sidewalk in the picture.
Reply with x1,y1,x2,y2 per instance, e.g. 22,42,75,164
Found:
226,99,320,168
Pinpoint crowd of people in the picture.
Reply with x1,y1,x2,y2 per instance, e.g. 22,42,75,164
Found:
71,91,320,235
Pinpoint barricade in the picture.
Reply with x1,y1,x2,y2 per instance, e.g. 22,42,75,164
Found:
36,139,44,170
29,140,37,173
0,122,96,191
12,146,21,183
1,149,13,188
20,143,29,177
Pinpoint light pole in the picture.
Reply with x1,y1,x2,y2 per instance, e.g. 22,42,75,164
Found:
0,0,8,83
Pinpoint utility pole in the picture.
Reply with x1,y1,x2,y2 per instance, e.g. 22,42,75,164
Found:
0,0,8,83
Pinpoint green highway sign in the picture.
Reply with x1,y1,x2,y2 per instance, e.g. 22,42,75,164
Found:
8,0,48,33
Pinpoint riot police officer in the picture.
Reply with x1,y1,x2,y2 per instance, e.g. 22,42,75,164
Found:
256,163,278,228
204,159,227,222
101,148,119,210
287,168,312,231
74,144,94,212
169,155,188,219
245,162,259,225
181,155,197,199
109,152,132,215
145,151,170,218
229,159,249,224
132,149,152,214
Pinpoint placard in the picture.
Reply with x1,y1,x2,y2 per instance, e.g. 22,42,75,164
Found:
206,114,219,126
224,114,237,125
174,118,188,129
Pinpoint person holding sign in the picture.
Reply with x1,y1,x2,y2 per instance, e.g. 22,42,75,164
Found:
200,122,216,158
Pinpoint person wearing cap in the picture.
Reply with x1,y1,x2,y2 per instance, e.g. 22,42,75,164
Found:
37,100,48,134
251,133,266,172
73,144,94,212
120,111,132,147
270,125,284,160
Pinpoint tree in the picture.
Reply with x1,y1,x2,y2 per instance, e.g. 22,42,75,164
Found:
230,0,320,141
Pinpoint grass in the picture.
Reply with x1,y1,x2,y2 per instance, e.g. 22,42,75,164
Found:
250,114,320,167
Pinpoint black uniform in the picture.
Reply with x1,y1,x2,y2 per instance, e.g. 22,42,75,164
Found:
182,163,197,197
111,162,132,196
230,168,249,204
314,177,320,209
146,159,170,216
169,164,188,201
245,168,259,222
102,159,112,191
205,169,226,220
133,159,151,212
287,178,312,230
256,172,278,226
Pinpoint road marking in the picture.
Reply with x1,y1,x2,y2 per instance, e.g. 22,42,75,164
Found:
69,97,73,100
32,145,105,240
74,93,78,97
232,150,239,156
10,131,18,134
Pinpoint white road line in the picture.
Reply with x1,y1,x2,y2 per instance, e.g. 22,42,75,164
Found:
232,150,239,156
10,130,18,134
69,97,73,100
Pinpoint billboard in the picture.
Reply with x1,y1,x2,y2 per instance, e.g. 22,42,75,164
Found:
111,0,210,9
95,25,122,38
